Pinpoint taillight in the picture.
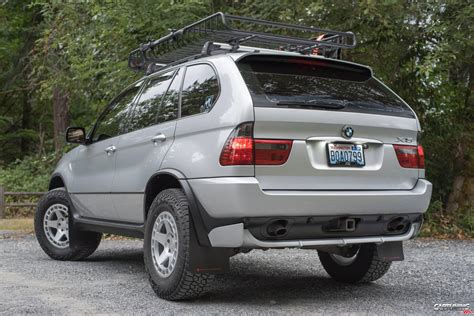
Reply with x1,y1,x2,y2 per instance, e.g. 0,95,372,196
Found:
219,123,254,166
393,144,425,169
219,123,293,166
417,144,425,168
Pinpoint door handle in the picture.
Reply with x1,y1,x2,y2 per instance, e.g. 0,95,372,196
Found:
105,145,116,155
151,133,166,144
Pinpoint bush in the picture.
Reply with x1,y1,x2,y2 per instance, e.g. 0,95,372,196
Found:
0,154,57,218
0,154,56,192
421,200,473,239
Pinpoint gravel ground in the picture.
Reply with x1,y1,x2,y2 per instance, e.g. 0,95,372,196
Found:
0,235,472,314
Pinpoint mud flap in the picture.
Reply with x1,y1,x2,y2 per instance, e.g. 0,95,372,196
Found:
68,204,101,250
376,241,404,262
189,218,230,274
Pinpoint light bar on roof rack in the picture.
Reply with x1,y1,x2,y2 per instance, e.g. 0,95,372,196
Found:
128,12,356,73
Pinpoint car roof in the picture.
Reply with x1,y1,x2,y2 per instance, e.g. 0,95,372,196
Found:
138,45,373,82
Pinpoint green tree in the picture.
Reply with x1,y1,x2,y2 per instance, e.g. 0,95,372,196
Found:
0,0,472,217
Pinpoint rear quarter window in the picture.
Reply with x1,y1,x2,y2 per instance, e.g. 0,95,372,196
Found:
181,64,219,118
237,55,415,118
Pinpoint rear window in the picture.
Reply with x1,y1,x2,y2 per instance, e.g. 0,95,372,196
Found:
237,55,414,118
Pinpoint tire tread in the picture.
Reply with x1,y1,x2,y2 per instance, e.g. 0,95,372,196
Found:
145,189,213,300
318,243,391,283
360,247,391,283
35,189,101,261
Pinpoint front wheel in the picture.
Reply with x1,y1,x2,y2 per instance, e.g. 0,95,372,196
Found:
144,189,213,301
34,189,102,261
318,243,391,283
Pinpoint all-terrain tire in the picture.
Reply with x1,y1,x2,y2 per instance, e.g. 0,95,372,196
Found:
144,189,213,301
318,243,391,283
34,189,102,261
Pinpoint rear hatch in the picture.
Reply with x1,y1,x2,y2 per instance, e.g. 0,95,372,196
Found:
237,54,420,190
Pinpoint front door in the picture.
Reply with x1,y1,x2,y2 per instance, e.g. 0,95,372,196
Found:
111,69,183,223
68,82,142,220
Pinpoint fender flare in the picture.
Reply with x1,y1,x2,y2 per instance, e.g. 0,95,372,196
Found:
152,168,186,180
144,169,231,272
144,169,211,246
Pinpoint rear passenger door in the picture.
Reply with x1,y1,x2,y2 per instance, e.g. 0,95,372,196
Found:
111,69,183,223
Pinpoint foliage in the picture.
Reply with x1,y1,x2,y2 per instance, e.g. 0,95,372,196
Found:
227,0,473,209
421,201,473,239
0,0,472,234
0,153,57,217
0,153,55,192
0,1,42,162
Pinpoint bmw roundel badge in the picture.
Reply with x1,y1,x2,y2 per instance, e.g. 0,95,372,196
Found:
342,125,354,139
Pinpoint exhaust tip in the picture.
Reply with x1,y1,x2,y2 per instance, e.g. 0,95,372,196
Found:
266,219,289,237
387,217,408,233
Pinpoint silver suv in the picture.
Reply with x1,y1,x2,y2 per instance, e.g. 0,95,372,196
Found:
35,13,432,301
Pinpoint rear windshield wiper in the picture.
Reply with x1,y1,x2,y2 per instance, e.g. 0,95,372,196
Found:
276,99,347,109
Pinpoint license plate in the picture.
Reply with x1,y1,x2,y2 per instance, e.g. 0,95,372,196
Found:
327,143,365,167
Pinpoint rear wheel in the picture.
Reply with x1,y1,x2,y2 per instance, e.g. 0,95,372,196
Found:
34,189,102,261
144,189,213,301
318,243,391,283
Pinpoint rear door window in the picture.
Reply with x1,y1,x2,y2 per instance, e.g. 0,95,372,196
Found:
237,55,414,118
128,71,175,132
181,64,219,118
158,68,183,123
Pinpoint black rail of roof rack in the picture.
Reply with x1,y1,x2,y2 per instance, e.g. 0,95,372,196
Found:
128,12,357,72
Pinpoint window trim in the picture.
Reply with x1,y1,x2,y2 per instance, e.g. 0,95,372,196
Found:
178,61,221,121
87,60,221,144
124,69,178,134
155,67,183,125
88,79,144,144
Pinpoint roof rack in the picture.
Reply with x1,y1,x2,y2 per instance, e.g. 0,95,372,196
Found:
128,12,356,73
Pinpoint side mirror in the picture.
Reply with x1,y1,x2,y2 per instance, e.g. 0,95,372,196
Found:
66,127,86,144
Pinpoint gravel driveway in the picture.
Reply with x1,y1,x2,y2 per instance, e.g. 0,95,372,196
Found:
0,235,472,314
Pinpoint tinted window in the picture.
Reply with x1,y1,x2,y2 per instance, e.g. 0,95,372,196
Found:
238,56,414,118
92,83,141,142
181,64,219,117
128,71,175,131
159,68,183,122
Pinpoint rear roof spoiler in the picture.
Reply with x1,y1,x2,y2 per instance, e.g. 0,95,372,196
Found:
236,53,373,79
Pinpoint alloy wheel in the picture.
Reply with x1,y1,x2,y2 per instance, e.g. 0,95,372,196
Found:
43,204,69,248
329,247,360,266
151,211,179,277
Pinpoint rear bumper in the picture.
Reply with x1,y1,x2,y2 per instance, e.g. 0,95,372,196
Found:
188,177,432,218
207,222,421,248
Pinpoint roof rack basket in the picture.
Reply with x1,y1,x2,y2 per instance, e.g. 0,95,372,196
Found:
128,12,356,73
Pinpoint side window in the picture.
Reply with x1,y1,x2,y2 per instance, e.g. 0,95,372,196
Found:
128,71,175,132
181,64,219,118
158,68,183,123
92,83,141,142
